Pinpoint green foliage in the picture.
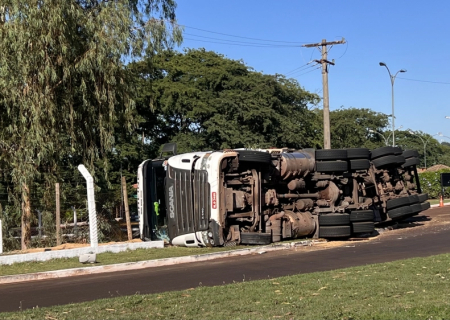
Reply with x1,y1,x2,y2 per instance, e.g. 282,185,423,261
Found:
131,49,321,155
437,143,450,167
0,204,21,251
0,0,182,247
419,169,450,199
327,107,389,149
398,131,443,168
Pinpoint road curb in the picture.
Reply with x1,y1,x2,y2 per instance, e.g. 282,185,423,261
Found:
0,240,319,284
1,202,446,285
430,202,450,208
0,241,165,266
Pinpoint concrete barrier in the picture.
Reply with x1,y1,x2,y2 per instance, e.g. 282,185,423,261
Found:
0,241,164,265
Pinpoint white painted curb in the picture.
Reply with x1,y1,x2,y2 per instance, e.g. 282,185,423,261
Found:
0,241,164,265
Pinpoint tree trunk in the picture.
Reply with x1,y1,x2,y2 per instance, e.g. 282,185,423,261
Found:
21,183,32,250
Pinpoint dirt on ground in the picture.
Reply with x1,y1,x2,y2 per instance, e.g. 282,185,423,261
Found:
291,205,450,251
424,164,450,172
9,238,143,255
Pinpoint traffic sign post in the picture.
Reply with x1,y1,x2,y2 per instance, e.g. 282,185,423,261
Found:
440,173,450,207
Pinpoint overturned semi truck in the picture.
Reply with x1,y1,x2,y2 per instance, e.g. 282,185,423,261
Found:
137,144,429,247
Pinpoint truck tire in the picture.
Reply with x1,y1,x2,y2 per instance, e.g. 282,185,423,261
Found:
350,210,374,222
346,148,370,159
372,155,405,168
370,146,396,160
352,221,375,234
421,202,431,211
408,194,419,204
402,157,420,168
410,203,422,215
417,193,428,203
315,149,348,160
386,196,411,210
388,205,413,220
319,226,351,238
319,213,350,226
402,150,419,159
237,150,272,164
393,147,403,155
350,159,371,170
316,160,348,172
240,232,272,245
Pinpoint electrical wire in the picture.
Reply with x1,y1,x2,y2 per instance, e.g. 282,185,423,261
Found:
183,32,304,47
183,37,302,48
179,23,309,44
397,77,450,85
284,62,316,77
336,39,348,59
293,65,322,77
285,64,320,77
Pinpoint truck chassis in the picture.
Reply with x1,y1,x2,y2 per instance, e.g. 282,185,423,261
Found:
138,145,427,247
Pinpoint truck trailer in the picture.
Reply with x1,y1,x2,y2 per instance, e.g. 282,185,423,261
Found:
137,145,428,247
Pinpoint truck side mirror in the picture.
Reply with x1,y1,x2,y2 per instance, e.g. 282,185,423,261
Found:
160,143,177,158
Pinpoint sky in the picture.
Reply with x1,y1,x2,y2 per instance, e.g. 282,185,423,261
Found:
173,0,450,143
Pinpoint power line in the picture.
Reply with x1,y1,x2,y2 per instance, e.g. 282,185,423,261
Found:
183,37,301,48
180,23,309,44
183,32,302,47
284,62,316,76
397,77,450,85
294,66,322,77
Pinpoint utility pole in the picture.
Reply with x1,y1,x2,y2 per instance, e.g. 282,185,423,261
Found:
302,38,346,149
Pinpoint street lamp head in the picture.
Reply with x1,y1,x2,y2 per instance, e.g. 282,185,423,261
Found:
379,62,386,67
399,69,407,73
445,116,450,119
409,130,415,135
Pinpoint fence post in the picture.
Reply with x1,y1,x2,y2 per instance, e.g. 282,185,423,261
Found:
78,165,98,248
56,183,61,246
73,206,77,236
37,209,42,238
122,176,133,241
0,219,3,254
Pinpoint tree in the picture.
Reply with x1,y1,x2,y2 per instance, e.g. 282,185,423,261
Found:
0,0,182,249
131,49,321,154
325,107,389,149
438,143,450,167
401,131,445,169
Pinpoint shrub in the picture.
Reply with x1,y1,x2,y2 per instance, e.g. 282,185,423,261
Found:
418,169,450,198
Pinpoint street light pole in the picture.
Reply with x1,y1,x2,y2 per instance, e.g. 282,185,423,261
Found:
409,131,440,169
369,126,403,146
386,125,403,144
369,129,389,146
379,62,407,147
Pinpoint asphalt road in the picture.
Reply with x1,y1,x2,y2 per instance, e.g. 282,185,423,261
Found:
1,206,450,313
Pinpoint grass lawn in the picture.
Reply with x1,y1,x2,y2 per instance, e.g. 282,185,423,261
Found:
2,253,450,319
